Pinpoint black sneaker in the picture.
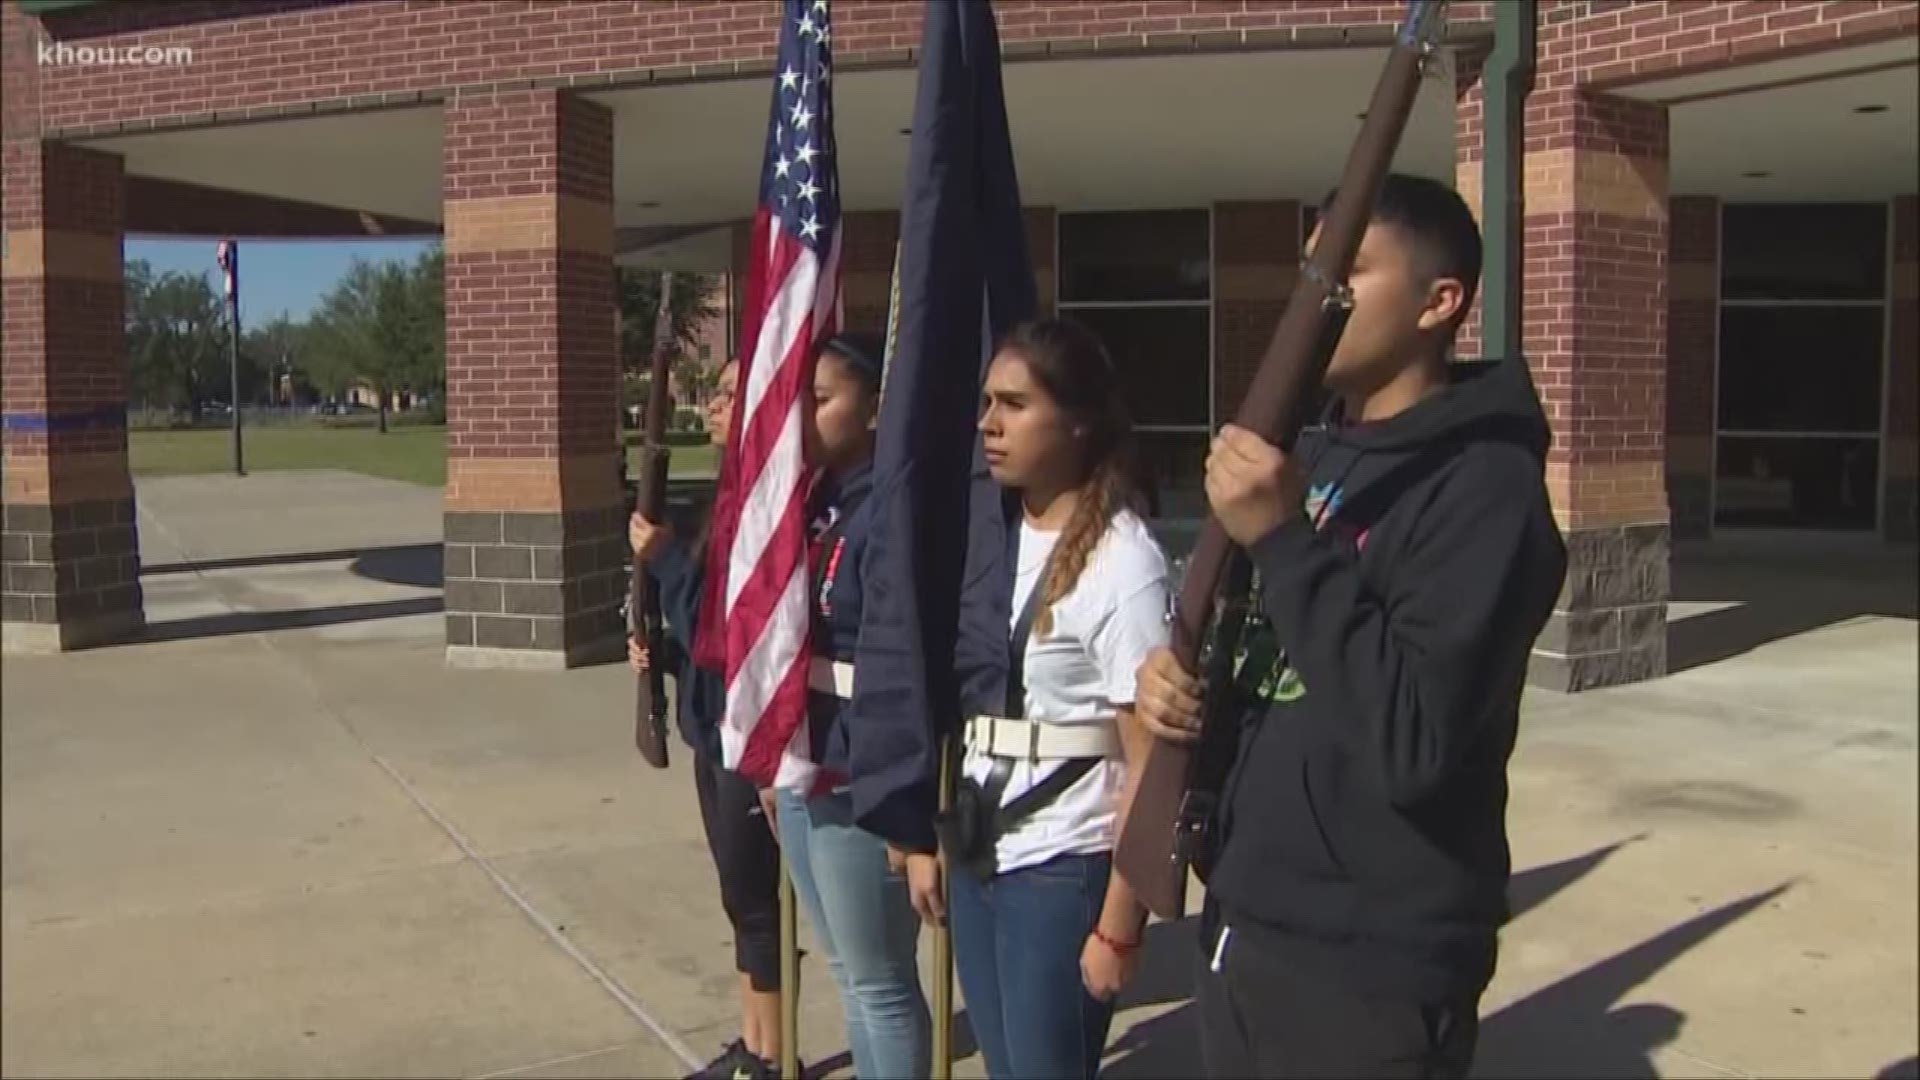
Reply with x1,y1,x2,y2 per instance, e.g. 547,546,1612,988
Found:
685,1038,776,1080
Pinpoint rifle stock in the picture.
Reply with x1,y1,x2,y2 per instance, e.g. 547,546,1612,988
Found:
633,273,678,769
1113,0,1450,919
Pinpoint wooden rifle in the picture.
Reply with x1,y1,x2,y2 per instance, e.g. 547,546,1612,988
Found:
1112,0,1452,919
631,271,677,768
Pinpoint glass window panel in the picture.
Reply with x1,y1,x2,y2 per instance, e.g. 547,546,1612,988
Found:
1135,430,1209,521
1722,203,1888,301
1065,306,1210,428
1714,435,1879,530
1717,305,1883,433
1059,211,1210,302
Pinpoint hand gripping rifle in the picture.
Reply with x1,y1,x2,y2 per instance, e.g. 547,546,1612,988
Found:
631,272,677,769
1113,0,1451,920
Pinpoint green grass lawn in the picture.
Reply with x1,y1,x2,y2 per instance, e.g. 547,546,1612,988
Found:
130,424,720,488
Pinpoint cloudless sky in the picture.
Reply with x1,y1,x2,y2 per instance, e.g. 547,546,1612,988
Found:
126,236,437,326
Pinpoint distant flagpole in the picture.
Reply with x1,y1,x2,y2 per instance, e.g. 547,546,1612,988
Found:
215,239,245,476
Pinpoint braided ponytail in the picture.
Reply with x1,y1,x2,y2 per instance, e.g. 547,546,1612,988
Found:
1034,455,1131,637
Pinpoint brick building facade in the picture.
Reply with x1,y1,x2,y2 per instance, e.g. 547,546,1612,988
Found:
4,0,1915,686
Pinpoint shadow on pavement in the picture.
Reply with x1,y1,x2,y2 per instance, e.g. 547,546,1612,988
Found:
141,542,442,579
1508,834,1646,923
1668,540,1916,673
1097,843,1777,1080
351,544,444,589
1473,883,1792,1078
136,597,444,644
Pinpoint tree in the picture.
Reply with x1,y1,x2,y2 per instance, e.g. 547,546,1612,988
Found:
245,315,310,406
307,247,443,433
617,268,723,384
408,245,446,399
126,265,229,421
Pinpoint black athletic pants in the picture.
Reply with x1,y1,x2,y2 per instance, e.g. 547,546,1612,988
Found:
692,750,783,992
1196,918,1479,1079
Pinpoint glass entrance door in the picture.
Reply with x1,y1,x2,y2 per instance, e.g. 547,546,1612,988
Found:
1715,203,1889,530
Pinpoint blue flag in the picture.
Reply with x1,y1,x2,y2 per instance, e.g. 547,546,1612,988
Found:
846,0,1036,850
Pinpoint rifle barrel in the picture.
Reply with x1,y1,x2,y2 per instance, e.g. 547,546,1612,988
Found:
1113,0,1451,919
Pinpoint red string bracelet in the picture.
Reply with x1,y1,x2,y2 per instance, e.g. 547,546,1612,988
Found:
1092,926,1140,956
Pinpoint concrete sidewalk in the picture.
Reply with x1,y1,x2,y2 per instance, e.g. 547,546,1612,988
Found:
3,472,1915,1079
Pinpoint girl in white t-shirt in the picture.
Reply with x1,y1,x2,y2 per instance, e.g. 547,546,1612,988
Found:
940,317,1170,1079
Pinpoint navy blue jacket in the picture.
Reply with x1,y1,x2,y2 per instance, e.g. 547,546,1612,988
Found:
804,459,878,785
649,531,725,762
1209,356,1568,1000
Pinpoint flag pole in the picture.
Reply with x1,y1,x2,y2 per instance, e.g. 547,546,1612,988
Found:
216,239,245,477
931,732,956,1080
779,851,799,1080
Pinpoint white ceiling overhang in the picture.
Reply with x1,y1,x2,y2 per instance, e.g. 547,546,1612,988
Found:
81,36,1917,264
86,46,1459,266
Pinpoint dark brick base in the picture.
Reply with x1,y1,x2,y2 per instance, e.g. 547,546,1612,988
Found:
442,507,626,668
1668,471,1712,541
1,497,145,652
1528,522,1669,692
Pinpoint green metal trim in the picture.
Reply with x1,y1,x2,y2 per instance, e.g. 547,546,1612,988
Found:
1481,0,1537,361
16,1,107,14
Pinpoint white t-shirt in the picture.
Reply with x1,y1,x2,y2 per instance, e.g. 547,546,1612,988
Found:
960,508,1171,874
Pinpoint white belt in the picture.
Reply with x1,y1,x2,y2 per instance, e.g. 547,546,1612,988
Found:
807,658,855,699
965,714,1119,762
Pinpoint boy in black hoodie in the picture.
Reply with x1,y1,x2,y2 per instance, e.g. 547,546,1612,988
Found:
1133,174,1567,1078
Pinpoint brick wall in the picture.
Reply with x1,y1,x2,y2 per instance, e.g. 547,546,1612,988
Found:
1026,206,1057,317
440,87,624,667
1666,194,1717,540
1212,200,1298,425
1888,193,1917,542
22,2,1912,141
19,0,1494,137
1453,44,1488,359
1,140,143,652
1,1,40,140
1566,1,1919,90
842,210,901,336
726,205,1057,356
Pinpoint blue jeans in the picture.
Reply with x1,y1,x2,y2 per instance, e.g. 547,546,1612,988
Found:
776,788,931,1079
949,851,1116,1080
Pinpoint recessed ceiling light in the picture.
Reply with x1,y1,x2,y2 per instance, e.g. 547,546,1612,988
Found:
1854,104,1888,114
1741,170,1772,179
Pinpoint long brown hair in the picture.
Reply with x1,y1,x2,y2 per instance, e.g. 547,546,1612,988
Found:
995,318,1144,638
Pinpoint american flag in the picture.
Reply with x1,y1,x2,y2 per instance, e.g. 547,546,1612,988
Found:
694,0,841,792
215,239,236,300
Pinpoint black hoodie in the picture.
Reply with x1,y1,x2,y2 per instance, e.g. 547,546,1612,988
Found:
1206,355,1568,1002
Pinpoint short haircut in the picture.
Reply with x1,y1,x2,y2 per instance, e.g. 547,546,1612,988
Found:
1321,172,1483,335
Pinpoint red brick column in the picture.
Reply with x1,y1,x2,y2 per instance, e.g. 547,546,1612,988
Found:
1667,195,1718,541
1887,193,1917,542
440,88,623,669
1453,45,1488,362
1212,200,1300,425
1,140,143,653
842,210,901,336
749,206,1057,347
1026,207,1057,318
1460,37,1672,690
